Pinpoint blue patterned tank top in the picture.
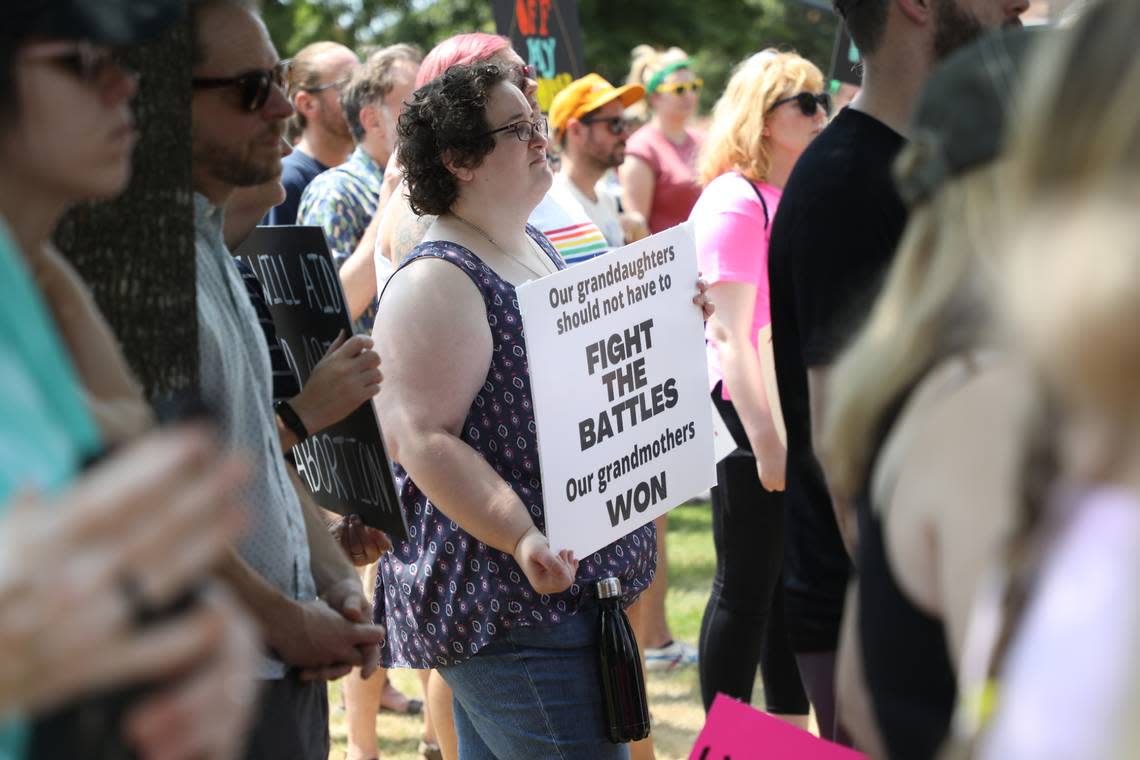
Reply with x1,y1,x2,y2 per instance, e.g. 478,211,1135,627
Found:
374,226,657,669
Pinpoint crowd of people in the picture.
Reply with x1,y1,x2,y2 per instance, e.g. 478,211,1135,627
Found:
2,0,1139,758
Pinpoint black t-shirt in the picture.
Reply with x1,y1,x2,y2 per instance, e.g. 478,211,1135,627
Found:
261,149,329,226
767,107,907,652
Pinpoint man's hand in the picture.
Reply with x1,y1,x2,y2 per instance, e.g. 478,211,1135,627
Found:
512,527,579,595
290,330,382,435
320,576,382,680
267,598,385,682
329,515,392,566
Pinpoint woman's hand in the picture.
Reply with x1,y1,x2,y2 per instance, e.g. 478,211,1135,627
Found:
329,514,392,566
0,426,247,717
755,435,787,493
693,277,715,321
512,527,579,595
123,584,260,760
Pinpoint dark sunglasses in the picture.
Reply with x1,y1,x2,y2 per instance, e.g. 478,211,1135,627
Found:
25,41,127,85
192,60,291,112
481,115,549,142
578,115,636,135
768,91,831,117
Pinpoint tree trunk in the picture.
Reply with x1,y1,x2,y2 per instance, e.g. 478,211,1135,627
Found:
54,5,196,402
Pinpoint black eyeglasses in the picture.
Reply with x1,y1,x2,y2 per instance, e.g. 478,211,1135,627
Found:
482,115,548,142
578,115,636,135
192,60,291,112
768,92,831,117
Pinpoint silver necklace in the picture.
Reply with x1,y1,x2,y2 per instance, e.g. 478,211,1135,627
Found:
450,212,555,279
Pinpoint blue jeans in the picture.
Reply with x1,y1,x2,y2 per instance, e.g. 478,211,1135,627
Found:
438,603,630,760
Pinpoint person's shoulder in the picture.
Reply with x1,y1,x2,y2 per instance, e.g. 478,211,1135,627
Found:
282,150,326,184
903,355,1033,469
383,242,487,310
624,125,658,156
771,111,905,254
531,184,585,230
692,173,760,218
298,169,334,200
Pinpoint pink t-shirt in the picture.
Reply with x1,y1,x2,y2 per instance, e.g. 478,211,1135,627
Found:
625,125,703,234
690,173,781,400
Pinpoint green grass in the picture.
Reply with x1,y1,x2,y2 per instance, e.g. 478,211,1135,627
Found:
662,502,717,645
329,501,725,760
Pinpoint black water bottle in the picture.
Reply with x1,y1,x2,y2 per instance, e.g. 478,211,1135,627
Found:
597,577,651,743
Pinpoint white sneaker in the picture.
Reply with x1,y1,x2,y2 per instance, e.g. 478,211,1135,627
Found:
644,640,699,671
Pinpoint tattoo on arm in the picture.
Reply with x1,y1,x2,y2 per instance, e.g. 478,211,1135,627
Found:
393,208,436,264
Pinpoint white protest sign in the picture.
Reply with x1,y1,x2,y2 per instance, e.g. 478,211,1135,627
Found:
518,224,717,556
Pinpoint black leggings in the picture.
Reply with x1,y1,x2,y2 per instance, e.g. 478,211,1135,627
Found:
698,390,809,715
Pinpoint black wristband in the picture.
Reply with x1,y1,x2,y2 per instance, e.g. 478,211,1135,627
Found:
275,399,309,442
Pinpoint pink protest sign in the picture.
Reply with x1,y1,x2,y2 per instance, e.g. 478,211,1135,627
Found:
689,694,869,760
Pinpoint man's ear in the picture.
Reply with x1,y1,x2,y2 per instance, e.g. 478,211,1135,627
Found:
896,0,932,27
566,118,584,143
294,89,318,120
359,104,380,135
442,150,476,183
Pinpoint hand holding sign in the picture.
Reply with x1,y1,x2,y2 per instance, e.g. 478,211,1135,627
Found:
292,330,383,435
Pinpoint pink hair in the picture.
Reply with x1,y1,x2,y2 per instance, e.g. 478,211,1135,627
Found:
415,33,513,88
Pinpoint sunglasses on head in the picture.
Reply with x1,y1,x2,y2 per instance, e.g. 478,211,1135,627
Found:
656,79,703,96
578,115,636,135
768,91,831,117
192,59,291,112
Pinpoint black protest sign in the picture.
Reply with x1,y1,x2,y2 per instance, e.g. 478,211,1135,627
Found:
493,0,585,113
830,24,862,86
234,226,407,541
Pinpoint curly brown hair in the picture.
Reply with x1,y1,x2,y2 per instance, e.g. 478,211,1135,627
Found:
396,61,508,217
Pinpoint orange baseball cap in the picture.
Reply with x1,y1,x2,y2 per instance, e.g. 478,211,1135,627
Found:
549,73,645,138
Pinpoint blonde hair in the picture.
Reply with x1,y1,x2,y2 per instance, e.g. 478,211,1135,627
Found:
823,166,1007,499
697,49,823,186
1005,190,1140,427
626,45,691,121
1011,0,1140,200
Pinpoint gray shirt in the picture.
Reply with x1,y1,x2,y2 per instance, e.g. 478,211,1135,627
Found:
195,193,317,678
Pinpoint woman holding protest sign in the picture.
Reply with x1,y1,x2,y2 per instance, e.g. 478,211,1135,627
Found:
373,61,711,758
690,49,827,724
